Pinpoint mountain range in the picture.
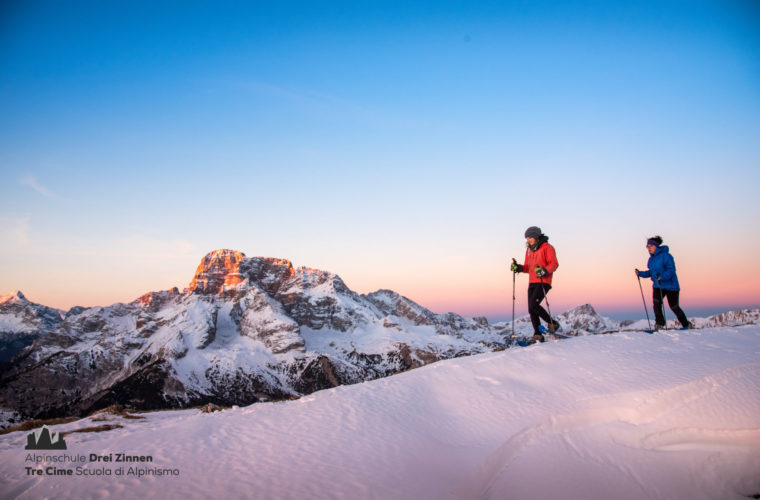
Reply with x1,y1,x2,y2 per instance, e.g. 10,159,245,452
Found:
1,249,757,427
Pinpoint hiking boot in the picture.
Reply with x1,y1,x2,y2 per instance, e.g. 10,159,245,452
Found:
654,323,665,331
528,333,545,344
548,320,562,333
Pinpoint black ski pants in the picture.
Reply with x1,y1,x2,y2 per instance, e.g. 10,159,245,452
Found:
528,282,553,334
652,288,689,328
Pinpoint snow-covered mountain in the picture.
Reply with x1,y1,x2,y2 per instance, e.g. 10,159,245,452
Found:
0,250,510,425
691,308,760,328
0,291,65,365
1,249,758,428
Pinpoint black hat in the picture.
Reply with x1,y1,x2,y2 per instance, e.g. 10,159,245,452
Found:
524,226,542,239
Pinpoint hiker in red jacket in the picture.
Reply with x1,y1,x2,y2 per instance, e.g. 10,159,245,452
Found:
511,226,560,343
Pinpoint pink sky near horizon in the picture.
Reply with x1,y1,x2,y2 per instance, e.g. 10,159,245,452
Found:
4,245,757,321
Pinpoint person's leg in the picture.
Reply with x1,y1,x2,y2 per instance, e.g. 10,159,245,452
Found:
665,290,690,327
652,288,665,327
527,284,543,334
528,283,552,330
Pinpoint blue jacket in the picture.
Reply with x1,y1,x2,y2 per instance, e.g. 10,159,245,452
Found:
637,245,680,290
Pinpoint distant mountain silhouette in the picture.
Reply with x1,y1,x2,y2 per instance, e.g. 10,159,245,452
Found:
25,425,67,450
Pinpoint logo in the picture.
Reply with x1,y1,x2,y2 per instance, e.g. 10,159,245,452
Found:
21,426,182,479
25,425,67,450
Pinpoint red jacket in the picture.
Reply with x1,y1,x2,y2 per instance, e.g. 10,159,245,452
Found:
521,239,559,285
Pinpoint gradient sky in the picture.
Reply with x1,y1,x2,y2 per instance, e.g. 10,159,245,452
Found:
1,0,759,320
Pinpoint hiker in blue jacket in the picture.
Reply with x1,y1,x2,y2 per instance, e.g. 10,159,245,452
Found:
635,236,692,330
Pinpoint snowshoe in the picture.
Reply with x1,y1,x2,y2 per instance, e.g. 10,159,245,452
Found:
538,324,572,339
527,333,545,344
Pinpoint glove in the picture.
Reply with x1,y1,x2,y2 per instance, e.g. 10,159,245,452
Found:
510,261,523,273
535,266,548,278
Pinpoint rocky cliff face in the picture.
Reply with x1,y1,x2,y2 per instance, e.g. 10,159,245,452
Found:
188,249,249,294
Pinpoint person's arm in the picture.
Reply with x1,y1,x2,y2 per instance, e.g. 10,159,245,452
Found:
659,254,676,282
543,244,559,274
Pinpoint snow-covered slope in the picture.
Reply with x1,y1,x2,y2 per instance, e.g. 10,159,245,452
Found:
1,325,758,500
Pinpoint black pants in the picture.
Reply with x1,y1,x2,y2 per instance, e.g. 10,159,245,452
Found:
652,288,689,327
528,283,553,334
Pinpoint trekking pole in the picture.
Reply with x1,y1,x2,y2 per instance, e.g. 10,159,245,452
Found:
538,274,553,326
636,274,652,331
511,259,517,339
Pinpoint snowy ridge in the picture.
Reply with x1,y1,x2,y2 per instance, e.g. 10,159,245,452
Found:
691,308,760,328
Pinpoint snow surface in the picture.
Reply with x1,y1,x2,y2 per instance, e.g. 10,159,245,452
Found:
1,325,759,500
0,314,35,333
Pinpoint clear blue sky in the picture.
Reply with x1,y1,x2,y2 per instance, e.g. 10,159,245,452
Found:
1,1,759,319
